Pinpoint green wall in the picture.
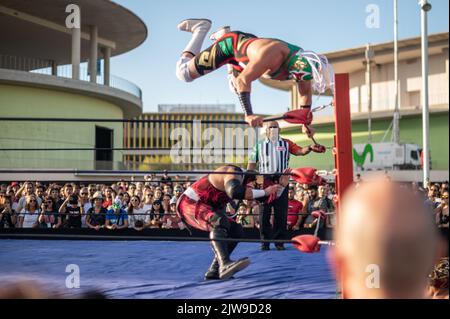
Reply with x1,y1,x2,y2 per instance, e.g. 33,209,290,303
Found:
282,112,449,171
0,84,124,169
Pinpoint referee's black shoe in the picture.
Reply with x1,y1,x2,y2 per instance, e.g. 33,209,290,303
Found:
275,244,286,251
260,244,270,251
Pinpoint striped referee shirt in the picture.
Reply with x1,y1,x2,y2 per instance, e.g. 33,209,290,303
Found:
249,138,302,173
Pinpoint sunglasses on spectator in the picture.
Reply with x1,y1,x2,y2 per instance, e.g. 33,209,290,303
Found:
81,193,88,195
29,199,36,202
442,195,449,199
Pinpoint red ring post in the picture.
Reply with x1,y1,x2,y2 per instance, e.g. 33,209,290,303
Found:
333,73,354,299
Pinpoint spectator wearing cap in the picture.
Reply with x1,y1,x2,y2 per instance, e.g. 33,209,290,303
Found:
18,195,40,228
16,182,42,216
127,195,149,231
10,182,20,195
162,197,185,229
105,203,128,230
86,192,107,230
287,186,303,231
59,194,83,228
0,196,17,228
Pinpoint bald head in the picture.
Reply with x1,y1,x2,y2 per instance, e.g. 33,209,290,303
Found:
335,180,440,299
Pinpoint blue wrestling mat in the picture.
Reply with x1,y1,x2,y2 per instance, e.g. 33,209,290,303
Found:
0,240,336,299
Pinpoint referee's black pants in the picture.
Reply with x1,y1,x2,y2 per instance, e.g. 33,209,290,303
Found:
259,187,288,247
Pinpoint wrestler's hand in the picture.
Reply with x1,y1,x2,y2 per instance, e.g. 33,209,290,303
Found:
302,125,315,138
279,168,291,187
245,115,264,127
310,144,326,153
264,184,284,196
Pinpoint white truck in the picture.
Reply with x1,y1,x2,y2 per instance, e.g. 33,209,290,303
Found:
353,142,423,171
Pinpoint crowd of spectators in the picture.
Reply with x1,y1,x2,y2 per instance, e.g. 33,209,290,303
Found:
0,175,448,236
0,174,187,231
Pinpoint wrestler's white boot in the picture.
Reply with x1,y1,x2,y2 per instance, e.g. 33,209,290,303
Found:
209,26,231,41
177,18,212,56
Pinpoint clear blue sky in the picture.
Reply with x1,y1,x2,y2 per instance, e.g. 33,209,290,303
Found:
113,0,449,115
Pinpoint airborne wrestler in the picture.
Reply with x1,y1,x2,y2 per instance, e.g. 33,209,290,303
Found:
175,19,334,130
176,165,289,280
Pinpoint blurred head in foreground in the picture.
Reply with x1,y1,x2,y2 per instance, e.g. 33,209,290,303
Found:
333,179,445,299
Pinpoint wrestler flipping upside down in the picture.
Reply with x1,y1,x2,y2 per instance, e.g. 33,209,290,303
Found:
175,19,334,131
176,165,290,280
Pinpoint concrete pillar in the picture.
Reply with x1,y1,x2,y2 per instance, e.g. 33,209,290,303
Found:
71,27,81,80
103,47,111,86
51,60,58,76
89,25,98,83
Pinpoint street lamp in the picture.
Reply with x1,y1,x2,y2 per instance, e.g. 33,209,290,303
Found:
419,0,431,187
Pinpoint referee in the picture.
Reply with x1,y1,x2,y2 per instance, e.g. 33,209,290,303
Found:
248,121,322,250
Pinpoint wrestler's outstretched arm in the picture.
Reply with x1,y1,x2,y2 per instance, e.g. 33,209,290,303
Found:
234,59,271,128
222,172,282,201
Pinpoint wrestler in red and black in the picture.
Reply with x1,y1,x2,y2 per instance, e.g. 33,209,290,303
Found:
177,165,290,280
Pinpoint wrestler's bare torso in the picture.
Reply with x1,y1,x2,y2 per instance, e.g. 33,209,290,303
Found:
245,38,292,81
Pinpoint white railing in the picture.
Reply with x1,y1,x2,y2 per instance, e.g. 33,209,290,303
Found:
0,54,142,100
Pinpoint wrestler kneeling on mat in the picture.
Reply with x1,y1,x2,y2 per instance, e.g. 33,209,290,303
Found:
175,19,334,131
177,165,290,280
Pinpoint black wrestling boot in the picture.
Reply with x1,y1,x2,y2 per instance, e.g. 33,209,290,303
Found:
205,237,241,280
210,228,250,280
204,258,220,280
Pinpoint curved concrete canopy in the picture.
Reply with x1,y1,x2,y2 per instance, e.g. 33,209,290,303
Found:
0,0,148,64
